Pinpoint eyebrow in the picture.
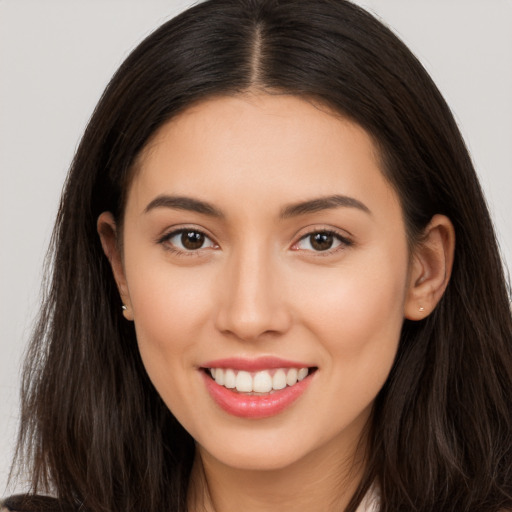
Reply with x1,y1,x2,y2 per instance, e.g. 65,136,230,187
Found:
280,195,371,218
143,193,370,218
144,195,224,217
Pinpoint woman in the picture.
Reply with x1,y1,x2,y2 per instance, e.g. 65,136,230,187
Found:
3,0,512,510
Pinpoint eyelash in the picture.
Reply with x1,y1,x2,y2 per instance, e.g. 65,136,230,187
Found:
157,228,218,257
157,227,353,257
292,229,353,256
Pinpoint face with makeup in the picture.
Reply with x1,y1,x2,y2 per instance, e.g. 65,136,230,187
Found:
98,94,453,478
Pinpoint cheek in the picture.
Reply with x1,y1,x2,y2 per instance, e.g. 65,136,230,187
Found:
124,256,215,375
294,247,408,386
124,264,220,424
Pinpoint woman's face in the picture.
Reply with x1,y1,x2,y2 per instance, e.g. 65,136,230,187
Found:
114,94,414,471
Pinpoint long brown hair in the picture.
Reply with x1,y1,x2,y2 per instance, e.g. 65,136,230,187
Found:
12,1,512,510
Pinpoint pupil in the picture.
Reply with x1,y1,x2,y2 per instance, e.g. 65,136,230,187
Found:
181,231,204,250
311,232,333,251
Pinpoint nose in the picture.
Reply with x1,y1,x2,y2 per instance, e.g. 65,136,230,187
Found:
214,245,292,342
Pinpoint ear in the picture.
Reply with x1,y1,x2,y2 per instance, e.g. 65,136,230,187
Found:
404,214,455,320
97,212,134,321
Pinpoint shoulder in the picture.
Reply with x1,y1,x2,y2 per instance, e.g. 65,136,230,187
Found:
1,495,75,512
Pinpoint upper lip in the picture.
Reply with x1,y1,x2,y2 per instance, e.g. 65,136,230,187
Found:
201,356,314,372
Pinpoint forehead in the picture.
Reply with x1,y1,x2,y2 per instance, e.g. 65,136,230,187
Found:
126,93,399,220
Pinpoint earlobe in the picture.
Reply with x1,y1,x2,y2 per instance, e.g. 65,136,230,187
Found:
404,214,455,321
97,212,134,321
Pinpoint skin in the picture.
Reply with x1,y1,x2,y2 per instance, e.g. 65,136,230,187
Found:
98,93,454,511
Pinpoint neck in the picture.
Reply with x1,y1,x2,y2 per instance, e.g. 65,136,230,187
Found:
187,425,368,512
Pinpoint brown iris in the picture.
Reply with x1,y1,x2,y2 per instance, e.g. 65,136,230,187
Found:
310,232,335,251
181,230,205,250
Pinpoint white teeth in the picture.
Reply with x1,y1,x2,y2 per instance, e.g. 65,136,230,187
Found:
210,367,312,393
235,371,253,392
297,367,308,381
253,371,273,393
215,368,224,386
224,369,236,388
286,368,298,386
272,369,287,390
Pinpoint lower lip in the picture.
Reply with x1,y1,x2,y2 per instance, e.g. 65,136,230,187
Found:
202,371,314,419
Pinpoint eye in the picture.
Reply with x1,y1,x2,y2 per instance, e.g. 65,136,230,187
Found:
294,230,351,252
162,229,217,252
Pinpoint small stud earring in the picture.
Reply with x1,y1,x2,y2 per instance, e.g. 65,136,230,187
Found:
122,305,127,311
419,306,425,312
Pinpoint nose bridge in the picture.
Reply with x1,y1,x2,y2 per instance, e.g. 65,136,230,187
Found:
215,239,289,340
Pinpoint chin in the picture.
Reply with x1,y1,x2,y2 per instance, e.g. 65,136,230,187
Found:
202,442,309,472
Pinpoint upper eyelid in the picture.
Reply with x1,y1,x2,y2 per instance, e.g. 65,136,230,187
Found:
298,229,350,241
157,225,217,244
294,232,351,248
293,224,353,242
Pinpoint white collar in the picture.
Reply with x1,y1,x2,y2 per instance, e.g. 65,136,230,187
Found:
355,484,380,512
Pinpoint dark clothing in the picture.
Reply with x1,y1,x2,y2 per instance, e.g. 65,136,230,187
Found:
1,495,75,512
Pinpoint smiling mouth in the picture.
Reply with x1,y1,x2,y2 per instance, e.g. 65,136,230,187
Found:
202,367,318,394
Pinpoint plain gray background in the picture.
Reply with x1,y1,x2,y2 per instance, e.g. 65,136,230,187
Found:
1,0,511,495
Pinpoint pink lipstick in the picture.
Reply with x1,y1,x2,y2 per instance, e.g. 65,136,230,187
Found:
201,357,316,419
